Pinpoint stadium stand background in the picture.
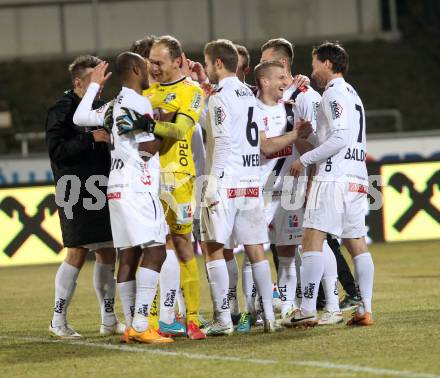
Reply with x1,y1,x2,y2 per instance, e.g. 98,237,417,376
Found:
0,0,439,155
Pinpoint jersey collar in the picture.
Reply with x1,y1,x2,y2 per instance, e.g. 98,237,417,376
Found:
326,77,345,90
160,76,186,86
218,75,238,89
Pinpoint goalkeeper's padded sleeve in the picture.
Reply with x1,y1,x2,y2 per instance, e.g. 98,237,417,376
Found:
153,113,194,140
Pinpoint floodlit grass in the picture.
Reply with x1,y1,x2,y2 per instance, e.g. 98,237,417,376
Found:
1,241,440,377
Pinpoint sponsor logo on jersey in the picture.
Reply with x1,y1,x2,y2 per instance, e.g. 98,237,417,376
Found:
227,187,259,199
107,192,121,200
234,88,253,97
178,141,189,167
164,93,176,104
214,106,226,126
349,183,368,194
263,116,269,130
266,146,292,159
329,100,343,119
190,92,202,111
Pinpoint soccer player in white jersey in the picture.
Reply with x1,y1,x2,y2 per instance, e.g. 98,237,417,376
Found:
200,39,280,335
73,52,174,343
261,38,344,326
248,61,314,327
290,42,374,327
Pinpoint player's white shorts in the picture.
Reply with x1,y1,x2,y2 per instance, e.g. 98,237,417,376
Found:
265,197,304,246
108,191,166,249
303,180,368,239
201,187,268,246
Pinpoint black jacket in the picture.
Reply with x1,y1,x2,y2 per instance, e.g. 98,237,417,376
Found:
45,90,112,247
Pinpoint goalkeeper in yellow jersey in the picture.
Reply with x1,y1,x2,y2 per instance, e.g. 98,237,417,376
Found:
134,35,206,340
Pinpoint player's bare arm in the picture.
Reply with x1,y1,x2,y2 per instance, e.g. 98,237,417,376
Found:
260,119,312,157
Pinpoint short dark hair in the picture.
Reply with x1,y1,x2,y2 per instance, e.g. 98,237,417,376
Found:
235,44,250,68
155,35,182,60
115,52,144,78
204,39,238,73
261,38,294,67
68,55,101,80
130,35,157,58
312,41,349,75
254,60,284,88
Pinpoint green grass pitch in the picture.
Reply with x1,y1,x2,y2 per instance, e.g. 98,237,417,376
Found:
1,240,440,378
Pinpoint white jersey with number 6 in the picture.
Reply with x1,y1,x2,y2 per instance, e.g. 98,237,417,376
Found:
204,76,261,188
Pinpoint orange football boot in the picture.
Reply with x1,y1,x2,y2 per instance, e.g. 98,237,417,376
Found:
128,327,174,344
347,312,374,326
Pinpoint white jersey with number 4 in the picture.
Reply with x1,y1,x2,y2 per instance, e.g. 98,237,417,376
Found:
205,76,261,188
313,77,367,184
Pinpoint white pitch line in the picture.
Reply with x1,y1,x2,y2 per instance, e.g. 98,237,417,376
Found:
1,336,439,378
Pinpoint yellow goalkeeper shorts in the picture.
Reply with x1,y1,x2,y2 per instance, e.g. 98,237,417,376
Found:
160,172,195,235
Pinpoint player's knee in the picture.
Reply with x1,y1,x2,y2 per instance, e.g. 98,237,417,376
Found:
94,248,116,265
65,247,87,268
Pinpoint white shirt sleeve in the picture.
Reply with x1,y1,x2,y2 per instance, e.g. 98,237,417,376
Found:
299,90,349,166
297,91,320,147
191,123,206,177
73,82,109,126
208,94,231,177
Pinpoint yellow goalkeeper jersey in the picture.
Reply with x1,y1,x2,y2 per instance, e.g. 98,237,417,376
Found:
143,77,205,176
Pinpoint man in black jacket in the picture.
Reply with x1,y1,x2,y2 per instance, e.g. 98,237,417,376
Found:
46,55,123,338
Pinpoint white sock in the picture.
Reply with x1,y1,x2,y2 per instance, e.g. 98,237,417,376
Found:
295,249,302,307
159,249,180,324
207,259,230,324
322,241,340,312
132,268,160,332
93,262,118,326
353,252,374,314
251,260,275,321
52,262,80,327
117,280,136,328
176,287,186,316
242,255,256,314
300,252,324,315
277,256,297,314
226,257,240,316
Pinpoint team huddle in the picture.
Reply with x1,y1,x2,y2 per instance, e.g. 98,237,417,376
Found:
46,35,374,344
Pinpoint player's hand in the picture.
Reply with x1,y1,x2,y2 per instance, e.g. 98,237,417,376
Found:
91,61,112,87
103,101,114,133
92,128,110,143
294,118,313,139
190,61,207,83
290,158,305,177
202,175,219,213
181,52,192,77
292,74,310,88
116,107,156,135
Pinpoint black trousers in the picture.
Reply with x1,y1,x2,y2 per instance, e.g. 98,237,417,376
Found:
271,236,357,299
